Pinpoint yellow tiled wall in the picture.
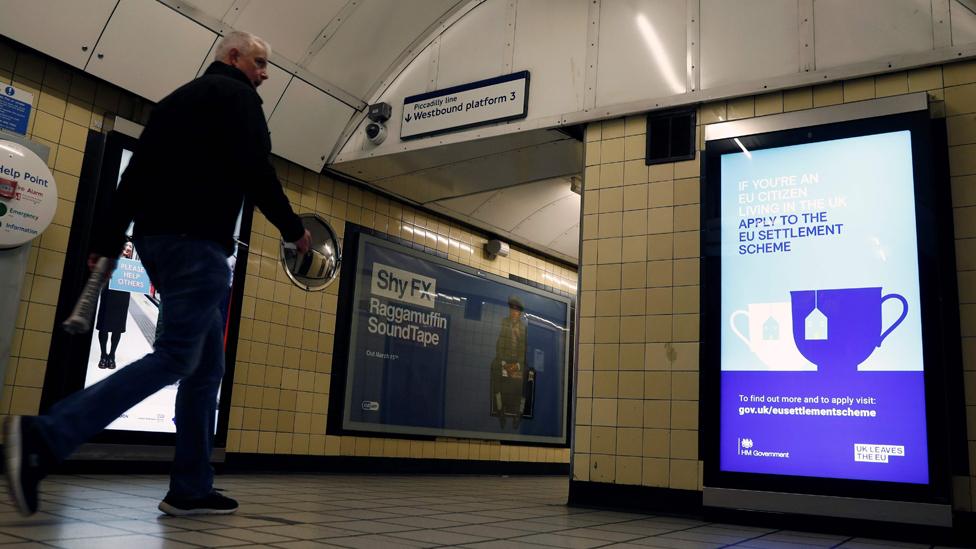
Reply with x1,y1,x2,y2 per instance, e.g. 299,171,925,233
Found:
226,160,576,463
0,39,576,465
576,60,976,511
0,41,152,418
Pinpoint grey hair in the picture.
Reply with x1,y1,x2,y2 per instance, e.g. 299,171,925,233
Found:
214,31,271,61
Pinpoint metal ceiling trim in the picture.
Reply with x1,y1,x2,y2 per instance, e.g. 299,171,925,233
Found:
360,0,484,106
686,0,700,93
933,0,952,49
798,0,814,73
559,42,976,127
299,0,362,66
583,0,601,110
502,0,518,73
326,0,483,165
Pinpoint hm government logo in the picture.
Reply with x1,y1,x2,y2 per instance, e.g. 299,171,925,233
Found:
737,437,789,459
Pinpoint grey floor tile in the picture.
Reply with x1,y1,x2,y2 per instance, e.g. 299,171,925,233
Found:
96,519,186,535
48,533,198,549
460,541,559,548
441,523,543,539
387,528,493,545
0,474,963,549
323,520,418,534
560,526,646,543
660,528,755,544
377,515,465,529
325,509,403,520
161,529,252,547
837,540,931,549
508,532,610,548
591,522,686,537
627,537,726,549
206,526,297,543
327,533,438,548
0,522,131,541
272,542,349,549
429,512,506,524
252,524,360,540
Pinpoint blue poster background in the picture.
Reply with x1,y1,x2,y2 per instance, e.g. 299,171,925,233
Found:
720,130,928,483
344,237,570,442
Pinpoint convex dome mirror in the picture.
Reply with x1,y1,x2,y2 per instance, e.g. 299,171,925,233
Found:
280,213,341,291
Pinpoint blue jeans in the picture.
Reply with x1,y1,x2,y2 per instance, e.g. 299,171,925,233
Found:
35,236,230,498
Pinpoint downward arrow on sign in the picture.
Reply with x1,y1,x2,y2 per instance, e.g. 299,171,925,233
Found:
405,114,412,122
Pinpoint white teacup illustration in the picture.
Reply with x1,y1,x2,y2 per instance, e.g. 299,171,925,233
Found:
729,302,817,371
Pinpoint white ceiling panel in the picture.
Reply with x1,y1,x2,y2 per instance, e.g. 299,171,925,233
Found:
596,0,687,106
814,0,933,70
434,191,495,215
511,194,579,244
268,77,356,171
188,0,236,21
257,63,293,119
370,138,580,203
700,0,798,89
513,0,588,119
430,179,581,263
336,129,570,181
305,0,460,98
0,0,117,69
952,1,976,45
87,0,216,102
232,0,347,63
548,224,580,258
436,0,508,89
471,178,574,231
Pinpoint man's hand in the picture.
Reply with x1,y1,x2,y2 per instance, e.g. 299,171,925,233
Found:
88,253,117,281
293,229,311,254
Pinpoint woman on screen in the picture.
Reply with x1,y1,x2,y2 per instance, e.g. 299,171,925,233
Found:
95,241,134,369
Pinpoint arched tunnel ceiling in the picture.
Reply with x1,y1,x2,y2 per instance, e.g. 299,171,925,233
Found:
7,0,976,265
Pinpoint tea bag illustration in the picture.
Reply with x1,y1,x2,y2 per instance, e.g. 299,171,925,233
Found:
804,290,828,340
762,316,779,340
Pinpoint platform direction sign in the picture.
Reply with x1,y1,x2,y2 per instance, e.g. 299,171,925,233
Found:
401,71,529,140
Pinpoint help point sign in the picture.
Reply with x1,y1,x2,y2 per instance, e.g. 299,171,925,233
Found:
0,140,57,248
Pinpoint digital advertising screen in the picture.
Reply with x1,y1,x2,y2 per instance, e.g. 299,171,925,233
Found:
81,147,242,434
338,232,571,444
711,119,935,486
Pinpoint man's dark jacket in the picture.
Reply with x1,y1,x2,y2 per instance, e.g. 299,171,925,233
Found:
93,62,304,258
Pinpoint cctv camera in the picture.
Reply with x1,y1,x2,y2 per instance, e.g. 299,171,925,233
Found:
367,102,392,123
365,122,387,145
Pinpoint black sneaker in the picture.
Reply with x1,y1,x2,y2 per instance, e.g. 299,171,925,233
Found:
158,490,239,516
3,416,50,516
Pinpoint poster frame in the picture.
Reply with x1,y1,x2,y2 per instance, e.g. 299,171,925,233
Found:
700,98,953,508
328,224,573,446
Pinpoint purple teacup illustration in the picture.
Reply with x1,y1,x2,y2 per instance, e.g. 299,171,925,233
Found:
790,287,908,369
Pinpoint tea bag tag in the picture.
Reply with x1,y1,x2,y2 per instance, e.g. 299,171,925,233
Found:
805,308,828,340
762,316,779,341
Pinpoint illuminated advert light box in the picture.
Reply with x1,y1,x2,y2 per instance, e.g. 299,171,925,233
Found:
701,94,956,525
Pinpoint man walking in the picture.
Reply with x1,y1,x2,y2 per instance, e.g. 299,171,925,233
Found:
4,31,310,517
